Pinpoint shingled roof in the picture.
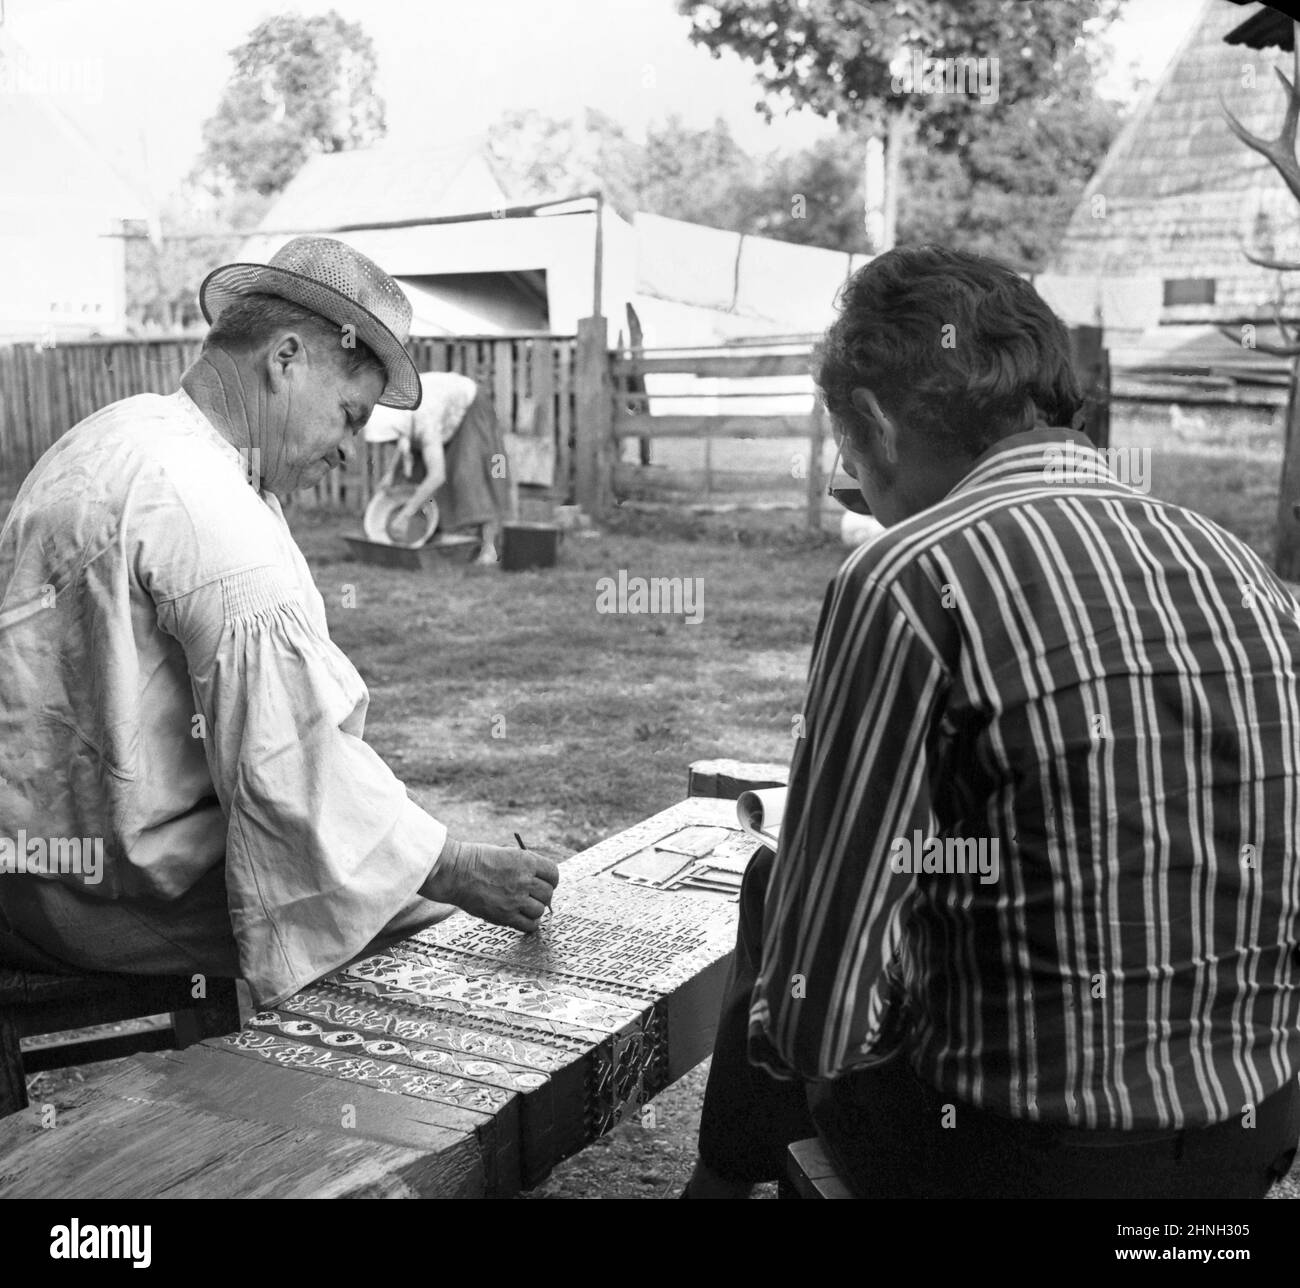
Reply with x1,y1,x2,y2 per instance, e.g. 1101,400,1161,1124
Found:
1050,0,1300,325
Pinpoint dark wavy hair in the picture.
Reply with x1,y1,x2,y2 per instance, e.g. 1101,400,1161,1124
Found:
815,246,1082,459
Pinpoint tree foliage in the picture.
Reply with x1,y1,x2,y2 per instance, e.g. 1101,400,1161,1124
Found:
487,109,857,246
131,12,385,324
637,117,765,229
125,190,270,330
193,10,386,199
750,135,867,248
677,0,1125,268
485,107,645,213
679,0,1122,128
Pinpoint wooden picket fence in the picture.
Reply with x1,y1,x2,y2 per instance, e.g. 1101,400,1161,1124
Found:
0,339,199,478
0,334,579,512
0,324,1109,529
608,325,1110,530
610,335,829,530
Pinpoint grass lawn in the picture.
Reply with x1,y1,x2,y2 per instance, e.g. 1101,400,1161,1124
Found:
6,421,1300,1199
1142,450,1282,566
290,505,837,860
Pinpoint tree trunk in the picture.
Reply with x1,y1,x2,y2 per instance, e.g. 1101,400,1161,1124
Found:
882,108,908,252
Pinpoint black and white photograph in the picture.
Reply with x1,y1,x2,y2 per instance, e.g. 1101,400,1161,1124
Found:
2,0,1300,1249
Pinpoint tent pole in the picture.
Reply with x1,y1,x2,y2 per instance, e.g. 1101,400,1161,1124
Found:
593,190,604,319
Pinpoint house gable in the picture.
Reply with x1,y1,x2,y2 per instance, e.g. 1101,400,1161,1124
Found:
1050,0,1299,324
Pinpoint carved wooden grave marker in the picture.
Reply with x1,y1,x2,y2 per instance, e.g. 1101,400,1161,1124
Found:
205,796,758,1193
0,797,772,1196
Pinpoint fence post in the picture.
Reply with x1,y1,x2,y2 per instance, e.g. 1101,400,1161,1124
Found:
575,314,612,519
1274,356,1300,580
806,396,827,534
1092,348,1111,451
1068,325,1109,450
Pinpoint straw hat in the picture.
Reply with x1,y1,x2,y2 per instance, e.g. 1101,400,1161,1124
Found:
199,236,423,410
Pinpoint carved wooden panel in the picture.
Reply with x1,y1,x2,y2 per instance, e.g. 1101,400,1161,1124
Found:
213,796,762,1191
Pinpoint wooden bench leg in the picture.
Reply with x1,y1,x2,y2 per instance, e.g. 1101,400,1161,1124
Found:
0,1010,28,1116
786,1136,855,1199
170,977,242,1048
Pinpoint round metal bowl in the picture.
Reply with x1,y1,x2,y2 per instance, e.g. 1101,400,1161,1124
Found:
362,485,439,547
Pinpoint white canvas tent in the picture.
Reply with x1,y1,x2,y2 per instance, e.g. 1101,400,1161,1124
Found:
243,140,867,343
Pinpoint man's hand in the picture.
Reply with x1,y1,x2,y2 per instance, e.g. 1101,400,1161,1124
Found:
420,838,559,933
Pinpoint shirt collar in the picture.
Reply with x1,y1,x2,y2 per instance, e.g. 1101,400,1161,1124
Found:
946,426,1123,500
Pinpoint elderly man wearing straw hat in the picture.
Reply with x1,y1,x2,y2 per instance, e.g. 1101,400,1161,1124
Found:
0,237,558,1008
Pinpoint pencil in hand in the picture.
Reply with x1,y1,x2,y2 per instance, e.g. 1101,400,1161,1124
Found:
514,832,554,921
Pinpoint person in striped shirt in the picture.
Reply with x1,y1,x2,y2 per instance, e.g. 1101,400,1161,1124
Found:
687,246,1300,1199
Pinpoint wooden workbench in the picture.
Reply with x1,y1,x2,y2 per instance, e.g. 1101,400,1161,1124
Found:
0,794,765,1198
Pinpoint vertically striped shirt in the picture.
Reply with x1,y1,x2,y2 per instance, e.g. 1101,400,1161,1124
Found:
749,428,1300,1130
